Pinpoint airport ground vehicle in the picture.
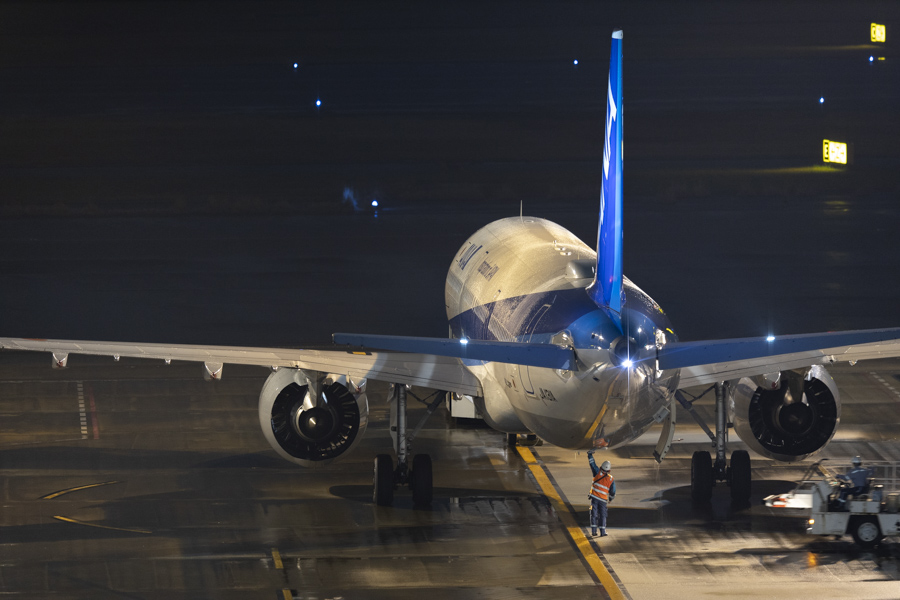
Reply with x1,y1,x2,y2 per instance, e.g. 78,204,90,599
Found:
766,460,900,548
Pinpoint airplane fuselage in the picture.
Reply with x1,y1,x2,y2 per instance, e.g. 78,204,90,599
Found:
445,216,680,449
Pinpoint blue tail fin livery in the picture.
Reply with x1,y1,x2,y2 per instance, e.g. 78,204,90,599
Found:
588,29,624,332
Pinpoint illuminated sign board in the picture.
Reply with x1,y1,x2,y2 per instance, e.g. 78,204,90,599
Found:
871,23,886,43
822,139,847,165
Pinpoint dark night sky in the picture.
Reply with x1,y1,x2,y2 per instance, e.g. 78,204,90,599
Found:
0,1,899,345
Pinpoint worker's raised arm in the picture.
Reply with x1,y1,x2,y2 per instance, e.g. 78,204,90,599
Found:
587,451,600,476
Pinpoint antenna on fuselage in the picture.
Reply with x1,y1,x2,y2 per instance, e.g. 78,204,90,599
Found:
520,200,523,221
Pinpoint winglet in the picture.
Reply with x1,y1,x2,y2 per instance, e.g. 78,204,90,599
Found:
587,29,624,332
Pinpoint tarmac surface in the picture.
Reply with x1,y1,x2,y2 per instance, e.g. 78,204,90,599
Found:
0,353,898,599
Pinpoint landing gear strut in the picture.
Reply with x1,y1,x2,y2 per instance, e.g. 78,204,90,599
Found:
678,382,752,503
373,384,439,507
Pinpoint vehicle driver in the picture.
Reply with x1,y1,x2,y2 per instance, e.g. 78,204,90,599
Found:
837,456,873,504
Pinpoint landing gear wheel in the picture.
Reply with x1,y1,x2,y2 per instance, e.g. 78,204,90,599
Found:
410,454,433,506
851,516,882,548
374,454,394,506
691,450,713,502
729,450,751,502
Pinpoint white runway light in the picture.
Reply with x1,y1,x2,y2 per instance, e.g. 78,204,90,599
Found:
766,335,775,342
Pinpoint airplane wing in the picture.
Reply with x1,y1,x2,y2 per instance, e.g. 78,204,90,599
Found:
0,337,483,397
658,327,900,388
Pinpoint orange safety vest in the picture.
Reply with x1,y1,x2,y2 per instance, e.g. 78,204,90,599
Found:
590,471,614,501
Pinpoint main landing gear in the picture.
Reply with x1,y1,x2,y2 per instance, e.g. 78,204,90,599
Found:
373,384,441,507
678,382,752,503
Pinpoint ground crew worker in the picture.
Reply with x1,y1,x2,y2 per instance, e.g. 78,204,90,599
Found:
837,456,873,504
587,450,615,537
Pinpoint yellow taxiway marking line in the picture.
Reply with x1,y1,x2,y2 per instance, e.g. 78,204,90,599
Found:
281,590,293,600
53,515,151,534
271,548,284,570
516,446,626,600
41,480,119,500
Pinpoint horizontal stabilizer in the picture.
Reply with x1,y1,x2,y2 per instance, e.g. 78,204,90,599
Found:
334,333,576,370
659,327,900,388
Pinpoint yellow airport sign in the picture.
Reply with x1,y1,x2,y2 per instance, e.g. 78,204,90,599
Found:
871,23,886,43
823,139,847,165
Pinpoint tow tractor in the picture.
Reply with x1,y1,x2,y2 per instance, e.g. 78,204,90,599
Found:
764,460,900,548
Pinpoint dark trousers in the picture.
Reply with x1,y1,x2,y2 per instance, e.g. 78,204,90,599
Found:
590,497,608,531
839,485,866,502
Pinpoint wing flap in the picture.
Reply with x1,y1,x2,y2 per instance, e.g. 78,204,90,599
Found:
0,337,483,396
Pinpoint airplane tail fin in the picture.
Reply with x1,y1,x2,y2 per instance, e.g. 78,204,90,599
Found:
587,29,624,332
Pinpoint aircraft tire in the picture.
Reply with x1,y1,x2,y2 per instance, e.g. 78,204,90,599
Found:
850,516,882,548
374,454,394,506
691,450,713,502
410,454,433,506
729,450,751,501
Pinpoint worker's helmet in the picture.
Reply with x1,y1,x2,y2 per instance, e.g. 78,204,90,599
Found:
600,460,611,472
852,456,862,466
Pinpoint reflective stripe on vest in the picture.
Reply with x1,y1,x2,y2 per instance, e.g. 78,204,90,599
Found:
591,472,613,500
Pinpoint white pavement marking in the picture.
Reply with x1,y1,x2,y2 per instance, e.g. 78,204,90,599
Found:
870,371,900,397
76,381,88,439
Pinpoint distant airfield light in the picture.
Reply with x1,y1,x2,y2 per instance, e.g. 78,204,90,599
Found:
822,139,848,165
819,97,824,104
293,62,298,69
460,338,469,345
869,56,874,63
371,199,379,208
766,335,775,342
316,99,321,107
871,23,886,43
573,59,579,66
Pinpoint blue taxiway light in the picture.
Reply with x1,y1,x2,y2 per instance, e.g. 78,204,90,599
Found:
371,199,379,208
819,97,824,104
316,99,321,107
870,56,874,62
293,63,298,69
573,59,579,66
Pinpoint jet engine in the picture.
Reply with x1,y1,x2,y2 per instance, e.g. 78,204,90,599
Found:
258,368,368,468
730,364,840,462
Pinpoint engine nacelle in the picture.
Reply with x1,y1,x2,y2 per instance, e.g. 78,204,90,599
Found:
731,364,840,462
258,368,368,468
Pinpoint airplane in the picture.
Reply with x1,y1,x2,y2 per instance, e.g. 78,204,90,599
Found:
4,29,900,507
